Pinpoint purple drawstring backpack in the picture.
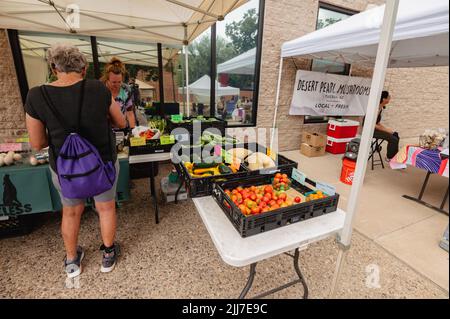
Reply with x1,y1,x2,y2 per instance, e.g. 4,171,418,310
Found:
40,80,116,199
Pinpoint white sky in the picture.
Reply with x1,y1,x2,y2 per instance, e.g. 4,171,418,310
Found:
216,0,259,41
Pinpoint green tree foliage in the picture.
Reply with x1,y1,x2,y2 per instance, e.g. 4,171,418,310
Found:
316,17,342,30
225,8,258,55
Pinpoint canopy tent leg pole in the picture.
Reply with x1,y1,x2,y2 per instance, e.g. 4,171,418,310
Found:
184,45,190,117
330,0,400,298
270,56,284,153
329,249,347,298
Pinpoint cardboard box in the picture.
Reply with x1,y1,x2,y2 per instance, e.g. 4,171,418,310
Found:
301,143,326,157
302,132,327,147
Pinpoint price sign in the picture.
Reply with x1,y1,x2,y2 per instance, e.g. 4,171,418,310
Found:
222,149,233,164
291,168,307,185
171,114,183,122
129,137,146,147
160,135,175,145
316,181,336,196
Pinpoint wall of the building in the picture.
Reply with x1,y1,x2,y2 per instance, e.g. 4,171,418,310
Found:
0,30,26,139
253,0,449,151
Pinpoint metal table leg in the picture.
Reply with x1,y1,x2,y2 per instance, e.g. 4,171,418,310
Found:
403,171,449,215
239,263,257,299
174,182,183,204
238,248,309,299
149,161,160,224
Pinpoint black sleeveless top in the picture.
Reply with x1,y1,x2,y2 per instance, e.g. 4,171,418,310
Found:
24,79,116,171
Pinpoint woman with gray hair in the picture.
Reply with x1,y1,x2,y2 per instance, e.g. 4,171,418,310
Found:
24,43,126,278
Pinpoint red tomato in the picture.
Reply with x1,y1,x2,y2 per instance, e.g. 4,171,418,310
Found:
250,194,257,201
273,178,280,184
231,195,237,202
264,186,273,193
294,197,301,203
269,200,277,207
279,193,287,201
272,195,278,201
259,201,267,208
239,204,247,212
251,207,261,215
263,196,271,203
262,207,270,213
282,174,288,179
271,204,280,210
276,199,284,205
275,173,282,179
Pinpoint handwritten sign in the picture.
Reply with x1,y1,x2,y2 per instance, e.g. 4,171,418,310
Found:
171,114,183,122
129,137,146,147
316,181,336,196
160,135,175,145
291,168,307,185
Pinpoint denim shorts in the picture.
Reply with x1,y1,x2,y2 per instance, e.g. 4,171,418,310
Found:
51,160,119,207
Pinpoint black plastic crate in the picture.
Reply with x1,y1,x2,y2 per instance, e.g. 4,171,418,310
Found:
177,157,249,198
212,174,339,238
235,143,298,176
167,117,226,142
128,139,175,156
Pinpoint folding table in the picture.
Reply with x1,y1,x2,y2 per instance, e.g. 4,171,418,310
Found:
193,196,345,299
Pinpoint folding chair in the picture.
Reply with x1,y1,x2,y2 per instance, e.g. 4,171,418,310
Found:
368,138,386,170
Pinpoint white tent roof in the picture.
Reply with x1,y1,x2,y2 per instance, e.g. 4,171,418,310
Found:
19,31,179,67
281,0,449,68
179,74,240,96
0,0,248,45
217,47,256,75
135,79,154,90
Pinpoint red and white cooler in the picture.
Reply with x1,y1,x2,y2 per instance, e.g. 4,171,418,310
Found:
326,136,353,154
327,119,360,139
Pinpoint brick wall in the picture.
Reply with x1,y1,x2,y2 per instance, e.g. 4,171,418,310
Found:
256,0,449,151
0,29,26,139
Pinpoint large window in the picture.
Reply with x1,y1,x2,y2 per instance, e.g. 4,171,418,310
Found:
215,0,262,126
18,31,95,88
305,3,357,124
13,0,264,127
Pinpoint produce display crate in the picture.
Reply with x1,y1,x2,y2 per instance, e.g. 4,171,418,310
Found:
238,143,299,177
128,139,175,156
242,153,298,177
212,174,339,238
167,117,226,142
176,156,249,198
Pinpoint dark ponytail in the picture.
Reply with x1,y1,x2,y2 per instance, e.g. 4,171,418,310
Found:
380,91,389,104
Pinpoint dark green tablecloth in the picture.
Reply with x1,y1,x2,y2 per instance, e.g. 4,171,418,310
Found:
0,158,129,217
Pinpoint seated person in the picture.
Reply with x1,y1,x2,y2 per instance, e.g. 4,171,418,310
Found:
374,91,400,161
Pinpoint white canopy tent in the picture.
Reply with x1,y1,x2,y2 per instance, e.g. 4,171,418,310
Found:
0,0,248,45
0,0,249,116
273,0,449,297
178,74,240,104
217,47,256,75
281,0,449,68
18,31,180,67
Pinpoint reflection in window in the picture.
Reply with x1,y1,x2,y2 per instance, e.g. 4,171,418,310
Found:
216,0,260,126
18,31,94,88
305,3,356,124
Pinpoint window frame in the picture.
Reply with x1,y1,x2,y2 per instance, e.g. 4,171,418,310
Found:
304,2,359,125
215,0,265,128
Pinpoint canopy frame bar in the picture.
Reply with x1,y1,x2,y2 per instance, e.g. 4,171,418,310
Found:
165,0,219,19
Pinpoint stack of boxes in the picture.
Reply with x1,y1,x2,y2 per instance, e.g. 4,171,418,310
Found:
326,119,360,154
300,132,327,157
